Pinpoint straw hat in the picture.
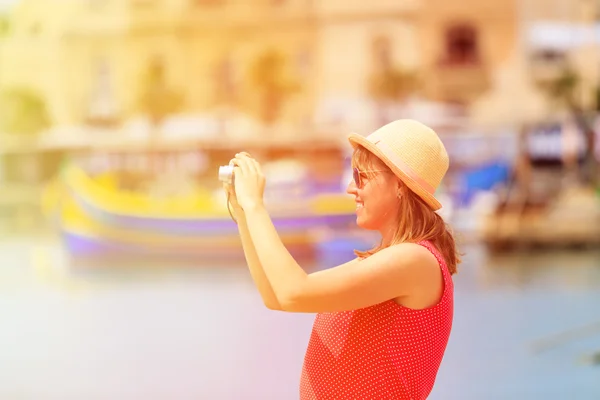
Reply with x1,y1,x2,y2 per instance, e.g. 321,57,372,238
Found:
348,119,449,210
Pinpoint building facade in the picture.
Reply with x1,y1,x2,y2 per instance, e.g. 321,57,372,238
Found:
0,0,316,128
0,0,534,132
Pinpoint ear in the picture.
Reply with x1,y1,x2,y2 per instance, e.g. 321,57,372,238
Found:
395,180,402,198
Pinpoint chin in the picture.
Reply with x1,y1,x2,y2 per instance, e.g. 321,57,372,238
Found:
356,216,379,231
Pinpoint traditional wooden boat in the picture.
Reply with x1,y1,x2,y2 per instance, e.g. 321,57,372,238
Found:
44,163,360,262
59,164,356,237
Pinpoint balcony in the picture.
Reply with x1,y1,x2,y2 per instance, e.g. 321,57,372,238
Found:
429,61,491,103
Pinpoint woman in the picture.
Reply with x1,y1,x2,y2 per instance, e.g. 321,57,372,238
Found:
225,119,460,399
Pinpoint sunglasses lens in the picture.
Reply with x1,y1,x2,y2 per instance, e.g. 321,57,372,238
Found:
353,168,361,188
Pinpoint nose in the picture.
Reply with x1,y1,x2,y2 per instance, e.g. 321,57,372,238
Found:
346,179,357,195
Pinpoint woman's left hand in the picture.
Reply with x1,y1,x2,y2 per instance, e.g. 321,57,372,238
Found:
231,152,266,211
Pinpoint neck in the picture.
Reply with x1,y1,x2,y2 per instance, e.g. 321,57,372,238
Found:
379,221,398,248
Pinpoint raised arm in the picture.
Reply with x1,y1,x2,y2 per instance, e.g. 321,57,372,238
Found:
230,153,439,313
234,210,282,310
242,203,438,313
224,171,282,310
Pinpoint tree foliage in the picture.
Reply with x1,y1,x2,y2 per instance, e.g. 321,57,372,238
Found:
0,87,50,135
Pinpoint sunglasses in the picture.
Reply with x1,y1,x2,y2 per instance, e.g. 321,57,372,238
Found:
352,167,388,189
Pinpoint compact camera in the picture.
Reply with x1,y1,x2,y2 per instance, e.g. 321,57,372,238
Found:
218,165,234,185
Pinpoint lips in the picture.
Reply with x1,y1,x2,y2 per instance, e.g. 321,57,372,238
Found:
355,200,364,210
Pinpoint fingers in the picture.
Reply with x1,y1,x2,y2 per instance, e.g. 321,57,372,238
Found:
222,181,233,194
230,159,246,177
234,152,262,177
250,158,263,176
232,152,260,177
231,153,250,175
244,157,259,176
230,152,252,167
222,182,233,198
229,152,251,170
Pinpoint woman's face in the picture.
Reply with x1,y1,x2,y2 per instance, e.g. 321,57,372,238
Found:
346,152,400,231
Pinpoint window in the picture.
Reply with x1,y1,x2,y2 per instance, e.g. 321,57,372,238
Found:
443,24,479,65
87,58,118,126
296,48,310,77
214,55,236,104
371,35,392,70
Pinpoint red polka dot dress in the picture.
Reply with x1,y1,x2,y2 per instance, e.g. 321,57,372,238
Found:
300,241,454,400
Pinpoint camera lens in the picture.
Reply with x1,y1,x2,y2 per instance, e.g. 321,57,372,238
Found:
218,165,234,183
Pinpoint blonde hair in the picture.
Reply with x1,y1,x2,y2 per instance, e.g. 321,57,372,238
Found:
351,145,461,275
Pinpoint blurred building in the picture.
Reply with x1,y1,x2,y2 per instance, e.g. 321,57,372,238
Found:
1,0,596,133
525,0,600,110
313,0,518,131
0,0,317,128
447,0,600,129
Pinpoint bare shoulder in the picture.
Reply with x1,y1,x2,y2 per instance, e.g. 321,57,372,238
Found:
359,243,442,308
376,242,439,268
368,242,441,289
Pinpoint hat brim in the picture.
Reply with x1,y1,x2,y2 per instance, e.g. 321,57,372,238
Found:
347,132,442,211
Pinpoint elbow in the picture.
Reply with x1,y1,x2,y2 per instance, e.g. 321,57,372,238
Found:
276,292,306,313
264,297,300,312
257,289,299,312
264,281,309,312
263,299,283,311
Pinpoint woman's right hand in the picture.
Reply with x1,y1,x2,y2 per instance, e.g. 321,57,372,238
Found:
223,181,241,210
223,159,243,215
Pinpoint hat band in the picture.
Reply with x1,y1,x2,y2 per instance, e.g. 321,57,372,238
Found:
373,140,436,195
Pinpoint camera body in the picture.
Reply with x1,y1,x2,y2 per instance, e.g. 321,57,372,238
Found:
218,165,234,185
